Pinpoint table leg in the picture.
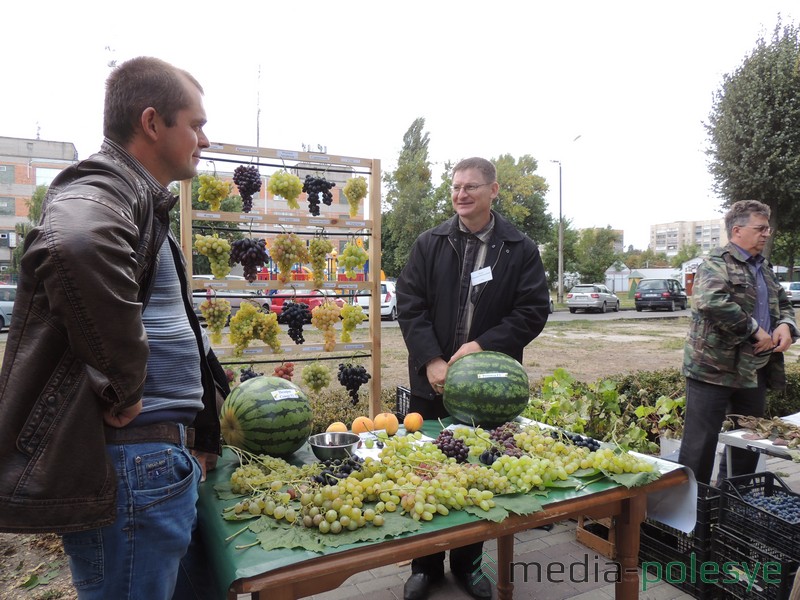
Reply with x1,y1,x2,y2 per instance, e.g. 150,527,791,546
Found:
614,494,646,600
497,534,515,600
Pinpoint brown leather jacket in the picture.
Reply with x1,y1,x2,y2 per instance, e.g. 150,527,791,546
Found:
0,140,221,533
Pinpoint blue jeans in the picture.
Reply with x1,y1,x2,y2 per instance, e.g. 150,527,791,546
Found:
62,427,201,600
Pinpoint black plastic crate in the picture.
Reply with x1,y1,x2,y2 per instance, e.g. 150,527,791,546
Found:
395,385,410,419
639,523,717,599
641,482,720,550
711,527,798,600
718,472,800,561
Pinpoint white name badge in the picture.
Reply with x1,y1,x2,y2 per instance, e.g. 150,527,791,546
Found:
471,266,493,286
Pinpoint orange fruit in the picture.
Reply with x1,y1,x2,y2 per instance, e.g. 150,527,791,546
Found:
326,421,347,433
373,412,399,436
403,412,424,433
351,416,375,434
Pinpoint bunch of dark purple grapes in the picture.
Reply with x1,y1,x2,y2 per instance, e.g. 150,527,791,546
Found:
302,176,335,216
550,429,601,451
481,422,523,461
230,237,269,282
433,429,469,463
337,363,371,405
240,366,263,382
277,301,312,344
232,165,262,213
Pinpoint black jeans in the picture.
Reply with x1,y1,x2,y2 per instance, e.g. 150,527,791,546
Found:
679,374,767,485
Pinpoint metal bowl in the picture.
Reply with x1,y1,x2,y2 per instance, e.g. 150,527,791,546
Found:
308,432,360,461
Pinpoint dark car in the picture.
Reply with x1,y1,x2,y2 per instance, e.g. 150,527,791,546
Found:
634,278,688,312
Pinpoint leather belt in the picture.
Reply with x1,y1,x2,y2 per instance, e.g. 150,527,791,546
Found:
104,423,194,448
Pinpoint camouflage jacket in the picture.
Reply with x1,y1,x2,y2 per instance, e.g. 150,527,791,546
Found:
683,243,799,389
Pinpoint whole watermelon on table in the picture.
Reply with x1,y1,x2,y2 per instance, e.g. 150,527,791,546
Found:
443,351,530,428
220,376,313,456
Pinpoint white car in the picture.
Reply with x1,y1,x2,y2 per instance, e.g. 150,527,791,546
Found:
0,284,16,329
781,281,800,306
356,281,398,320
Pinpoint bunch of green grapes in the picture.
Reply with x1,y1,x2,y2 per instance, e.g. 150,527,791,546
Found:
308,237,333,287
339,303,366,342
198,297,231,344
194,233,232,278
271,233,309,283
301,362,332,393
267,170,304,209
311,301,340,351
198,173,233,211
342,176,368,218
339,241,368,279
229,303,282,355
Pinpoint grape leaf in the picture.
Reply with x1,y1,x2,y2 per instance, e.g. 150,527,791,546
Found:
463,504,508,523
605,471,660,488
493,493,543,516
214,482,244,501
572,467,602,478
545,476,583,488
248,513,421,552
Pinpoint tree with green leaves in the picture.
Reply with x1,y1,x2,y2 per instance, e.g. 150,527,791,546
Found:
381,118,436,277
706,18,800,257
575,226,622,284
670,243,702,268
11,184,48,275
540,217,579,290
493,154,552,243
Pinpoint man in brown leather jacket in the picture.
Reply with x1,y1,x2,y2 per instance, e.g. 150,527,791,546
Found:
0,57,221,599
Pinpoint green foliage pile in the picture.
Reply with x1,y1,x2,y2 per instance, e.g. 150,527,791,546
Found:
523,365,800,455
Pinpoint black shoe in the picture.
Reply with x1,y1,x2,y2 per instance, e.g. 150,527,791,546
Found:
404,573,442,600
453,570,493,600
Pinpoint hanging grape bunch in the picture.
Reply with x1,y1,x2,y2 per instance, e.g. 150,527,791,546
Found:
230,237,269,282
194,233,232,279
273,362,295,381
277,301,312,344
342,176,368,218
198,173,233,211
311,301,340,351
337,362,371,405
198,297,231,344
339,240,368,279
340,303,366,343
232,165,262,213
301,362,332,393
309,236,333,287
302,175,335,216
239,366,263,382
229,302,282,356
267,170,304,210
271,233,309,283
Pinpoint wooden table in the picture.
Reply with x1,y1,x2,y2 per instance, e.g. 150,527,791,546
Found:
210,467,689,600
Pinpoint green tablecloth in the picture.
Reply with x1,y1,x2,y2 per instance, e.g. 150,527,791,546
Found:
196,419,667,598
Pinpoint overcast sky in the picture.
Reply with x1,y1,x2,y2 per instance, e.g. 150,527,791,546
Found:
3,1,797,249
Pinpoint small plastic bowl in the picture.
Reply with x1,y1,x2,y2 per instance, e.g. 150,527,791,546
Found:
308,432,360,461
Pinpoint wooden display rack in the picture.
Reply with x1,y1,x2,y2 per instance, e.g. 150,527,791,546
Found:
178,142,383,417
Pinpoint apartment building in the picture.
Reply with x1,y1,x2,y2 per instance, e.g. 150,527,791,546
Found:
0,136,78,270
649,218,726,257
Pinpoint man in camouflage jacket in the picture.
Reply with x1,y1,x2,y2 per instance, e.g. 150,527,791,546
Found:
680,200,799,485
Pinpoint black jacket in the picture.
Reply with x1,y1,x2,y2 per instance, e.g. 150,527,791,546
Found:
0,141,221,533
396,211,550,400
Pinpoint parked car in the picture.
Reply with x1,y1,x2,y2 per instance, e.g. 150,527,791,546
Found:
269,288,346,316
0,284,16,329
634,278,688,312
566,284,620,313
192,274,271,319
781,281,800,306
355,281,398,320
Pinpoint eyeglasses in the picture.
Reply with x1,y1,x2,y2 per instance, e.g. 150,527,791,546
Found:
741,225,772,234
451,183,491,194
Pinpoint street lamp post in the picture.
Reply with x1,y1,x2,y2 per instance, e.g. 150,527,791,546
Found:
551,160,564,304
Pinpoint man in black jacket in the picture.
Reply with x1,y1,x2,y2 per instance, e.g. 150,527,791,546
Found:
396,157,550,600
